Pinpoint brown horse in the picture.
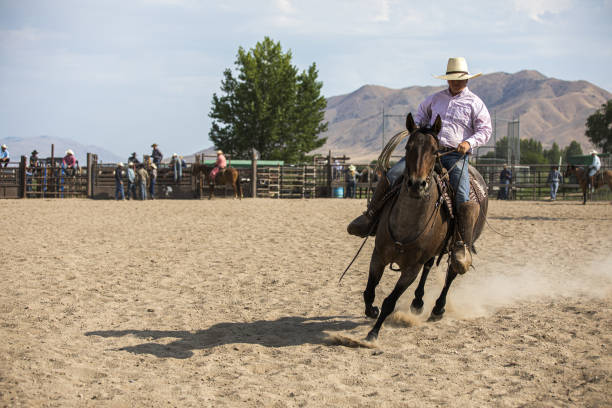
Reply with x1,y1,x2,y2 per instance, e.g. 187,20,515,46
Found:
363,113,488,342
565,165,612,204
192,163,242,200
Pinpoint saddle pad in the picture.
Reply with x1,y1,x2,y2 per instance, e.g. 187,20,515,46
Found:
435,166,488,218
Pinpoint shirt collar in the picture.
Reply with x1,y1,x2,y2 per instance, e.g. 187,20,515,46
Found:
445,86,470,98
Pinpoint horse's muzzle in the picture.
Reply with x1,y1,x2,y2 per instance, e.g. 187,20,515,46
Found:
406,177,429,198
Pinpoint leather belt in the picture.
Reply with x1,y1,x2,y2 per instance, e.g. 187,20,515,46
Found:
439,146,456,153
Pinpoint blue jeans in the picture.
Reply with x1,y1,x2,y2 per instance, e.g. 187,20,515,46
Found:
115,181,125,200
387,152,471,205
127,181,137,199
139,182,147,200
346,180,356,198
550,182,559,200
149,177,156,199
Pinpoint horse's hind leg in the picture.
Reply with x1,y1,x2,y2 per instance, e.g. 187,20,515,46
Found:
410,257,435,315
363,249,385,319
366,265,420,342
428,266,458,322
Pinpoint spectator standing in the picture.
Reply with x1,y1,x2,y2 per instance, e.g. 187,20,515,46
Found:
171,153,182,183
136,164,148,200
149,163,157,199
114,163,125,200
499,164,512,200
127,162,137,200
0,144,9,167
547,165,563,201
151,144,163,166
345,165,357,198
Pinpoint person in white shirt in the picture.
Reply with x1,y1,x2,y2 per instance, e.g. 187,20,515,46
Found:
587,150,601,192
348,57,492,274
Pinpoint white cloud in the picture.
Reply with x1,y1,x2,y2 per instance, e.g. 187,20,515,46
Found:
513,0,572,22
275,0,296,14
373,0,391,22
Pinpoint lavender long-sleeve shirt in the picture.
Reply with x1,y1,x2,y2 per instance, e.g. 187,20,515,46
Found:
415,87,492,151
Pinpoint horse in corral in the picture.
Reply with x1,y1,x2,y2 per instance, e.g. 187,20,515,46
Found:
363,113,488,342
564,164,612,204
191,163,242,200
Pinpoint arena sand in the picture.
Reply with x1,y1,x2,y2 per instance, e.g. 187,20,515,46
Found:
1,199,611,407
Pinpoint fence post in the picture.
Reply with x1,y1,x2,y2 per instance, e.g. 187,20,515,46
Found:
87,153,92,198
327,150,332,198
251,150,257,198
19,155,27,198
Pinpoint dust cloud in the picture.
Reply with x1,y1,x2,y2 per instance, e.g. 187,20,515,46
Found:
401,256,612,319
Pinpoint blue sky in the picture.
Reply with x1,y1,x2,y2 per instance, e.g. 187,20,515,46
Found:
1,0,611,157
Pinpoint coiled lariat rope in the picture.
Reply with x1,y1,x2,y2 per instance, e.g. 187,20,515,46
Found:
375,130,410,175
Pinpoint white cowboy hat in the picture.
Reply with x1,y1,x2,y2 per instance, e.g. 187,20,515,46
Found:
590,150,599,155
348,165,356,171
216,150,223,155
118,162,124,167
150,163,157,169
172,153,177,157
1,144,6,149
66,149,74,155
434,57,482,80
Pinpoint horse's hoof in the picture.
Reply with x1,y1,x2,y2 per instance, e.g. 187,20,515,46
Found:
428,308,445,322
365,306,379,319
410,302,424,315
365,331,378,342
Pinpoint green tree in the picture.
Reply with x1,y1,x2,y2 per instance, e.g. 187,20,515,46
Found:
543,142,562,164
520,138,547,164
208,37,328,162
585,100,612,153
562,140,583,161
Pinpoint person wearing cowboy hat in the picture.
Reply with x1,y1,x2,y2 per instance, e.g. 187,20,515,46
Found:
587,150,601,192
348,57,492,275
128,152,140,166
345,164,357,198
126,161,137,200
62,149,78,172
29,150,40,169
209,149,227,185
170,153,182,183
149,162,157,199
0,144,9,167
151,143,163,166
114,162,126,200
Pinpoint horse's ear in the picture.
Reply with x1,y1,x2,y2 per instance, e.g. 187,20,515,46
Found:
432,114,442,135
406,113,417,133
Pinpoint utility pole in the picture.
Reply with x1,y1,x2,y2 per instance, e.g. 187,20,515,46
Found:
381,104,405,151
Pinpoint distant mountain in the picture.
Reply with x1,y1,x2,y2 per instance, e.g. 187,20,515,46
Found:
316,70,612,161
0,135,122,164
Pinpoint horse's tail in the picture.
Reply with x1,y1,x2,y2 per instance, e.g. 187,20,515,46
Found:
236,170,243,199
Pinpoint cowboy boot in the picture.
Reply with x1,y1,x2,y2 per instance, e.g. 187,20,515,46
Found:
450,201,480,275
347,176,390,237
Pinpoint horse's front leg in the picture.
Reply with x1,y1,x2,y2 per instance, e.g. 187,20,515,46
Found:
366,265,420,342
363,248,386,319
428,265,458,321
410,257,435,314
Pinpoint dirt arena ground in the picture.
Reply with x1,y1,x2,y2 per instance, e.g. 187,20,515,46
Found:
1,198,611,407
